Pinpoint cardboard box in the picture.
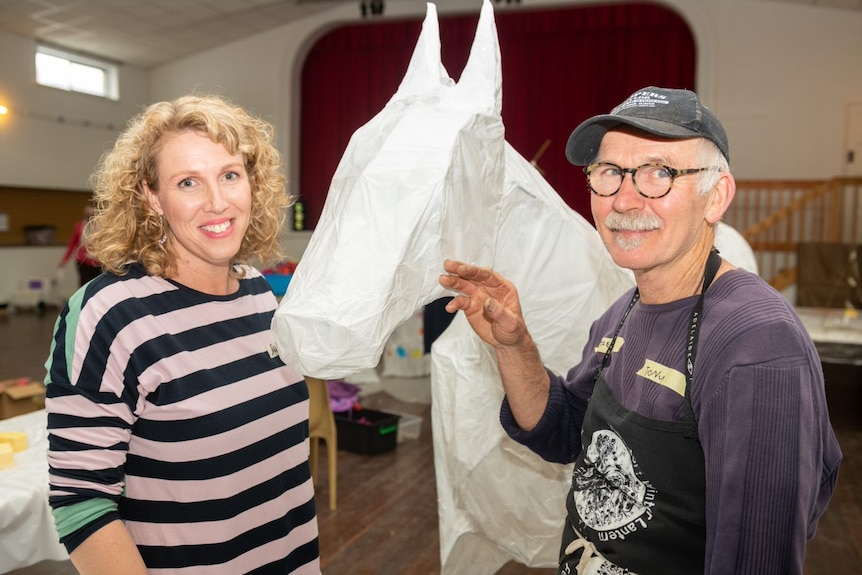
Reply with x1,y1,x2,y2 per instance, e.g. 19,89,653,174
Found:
334,408,400,455
0,379,46,419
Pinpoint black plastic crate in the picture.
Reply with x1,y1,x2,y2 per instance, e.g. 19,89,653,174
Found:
333,408,400,455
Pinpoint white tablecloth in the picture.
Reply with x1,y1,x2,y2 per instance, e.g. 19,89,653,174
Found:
796,307,862,366
796,307,862,345
0,409,69,572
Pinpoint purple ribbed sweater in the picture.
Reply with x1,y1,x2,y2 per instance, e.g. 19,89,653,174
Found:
502,269,842,574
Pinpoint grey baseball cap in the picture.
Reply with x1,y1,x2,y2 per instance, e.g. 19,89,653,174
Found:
565,86,729,166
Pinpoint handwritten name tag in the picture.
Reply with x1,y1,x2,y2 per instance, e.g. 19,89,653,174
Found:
636,360,686,396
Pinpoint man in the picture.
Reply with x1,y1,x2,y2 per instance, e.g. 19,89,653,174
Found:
439,86,842,574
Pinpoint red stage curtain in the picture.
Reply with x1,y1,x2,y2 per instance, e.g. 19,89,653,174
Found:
299,3,695,227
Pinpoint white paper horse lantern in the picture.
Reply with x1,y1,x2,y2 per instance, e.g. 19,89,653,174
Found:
273,1,503,379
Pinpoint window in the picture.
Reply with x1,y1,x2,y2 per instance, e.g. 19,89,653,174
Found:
36,45,119,100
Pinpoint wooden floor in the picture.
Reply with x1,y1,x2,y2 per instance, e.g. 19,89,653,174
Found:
1,307,860,574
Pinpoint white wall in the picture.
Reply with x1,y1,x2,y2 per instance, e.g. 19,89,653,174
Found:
0,246,78,308
0,31,150,302
1,0,860,303
0,31,150,190
707,0,862,178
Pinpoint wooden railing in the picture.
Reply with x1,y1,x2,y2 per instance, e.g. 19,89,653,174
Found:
724,177,862,291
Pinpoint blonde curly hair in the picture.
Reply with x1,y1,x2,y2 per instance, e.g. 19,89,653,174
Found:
87,94,293,278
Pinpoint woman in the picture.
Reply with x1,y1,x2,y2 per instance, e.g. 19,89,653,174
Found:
45,94,320,574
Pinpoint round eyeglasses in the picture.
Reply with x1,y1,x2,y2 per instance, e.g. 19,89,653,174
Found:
584,162,720,199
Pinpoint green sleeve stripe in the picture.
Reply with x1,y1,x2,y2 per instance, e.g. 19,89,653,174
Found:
44,288,86,387
52,498,118,539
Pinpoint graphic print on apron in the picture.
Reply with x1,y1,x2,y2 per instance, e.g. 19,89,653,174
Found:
573,429,657,534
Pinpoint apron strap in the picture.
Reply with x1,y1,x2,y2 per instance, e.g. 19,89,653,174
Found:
681,247,722,440
563,535,597,575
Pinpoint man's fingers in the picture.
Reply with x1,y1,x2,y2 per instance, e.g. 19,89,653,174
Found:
439,273,475,295
442,260,506,289
442,259,461,273
444,295,472,313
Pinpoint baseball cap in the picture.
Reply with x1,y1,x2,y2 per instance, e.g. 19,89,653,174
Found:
565,86,729,166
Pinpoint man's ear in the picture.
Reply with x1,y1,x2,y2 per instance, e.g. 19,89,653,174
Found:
705,172,735,225
142,181,162,216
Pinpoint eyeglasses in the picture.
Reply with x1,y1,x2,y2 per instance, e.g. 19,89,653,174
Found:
584,162,719,199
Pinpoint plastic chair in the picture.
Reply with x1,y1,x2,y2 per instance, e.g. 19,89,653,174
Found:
305,376,337,510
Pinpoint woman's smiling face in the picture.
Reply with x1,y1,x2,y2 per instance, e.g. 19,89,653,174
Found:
144,130,252,285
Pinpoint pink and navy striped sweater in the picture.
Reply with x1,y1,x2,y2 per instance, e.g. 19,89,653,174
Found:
45,264,320,574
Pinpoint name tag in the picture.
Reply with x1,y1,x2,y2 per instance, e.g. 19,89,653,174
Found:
596,337,624,354
636,360,686,396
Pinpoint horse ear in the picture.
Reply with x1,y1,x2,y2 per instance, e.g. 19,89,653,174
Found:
393,3,453,102
455,0,502,115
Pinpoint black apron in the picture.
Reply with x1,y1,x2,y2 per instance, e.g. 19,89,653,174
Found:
559,249,721,575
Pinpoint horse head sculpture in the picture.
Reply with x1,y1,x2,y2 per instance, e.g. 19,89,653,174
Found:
273,1,504,378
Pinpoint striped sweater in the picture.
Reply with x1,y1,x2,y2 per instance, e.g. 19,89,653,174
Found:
45,264,320,574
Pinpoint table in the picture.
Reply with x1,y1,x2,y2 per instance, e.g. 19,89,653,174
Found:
795,307,862,365
796,307,862,429
0,409,69,572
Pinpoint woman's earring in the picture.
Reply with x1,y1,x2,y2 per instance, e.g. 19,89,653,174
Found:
158,215,167,245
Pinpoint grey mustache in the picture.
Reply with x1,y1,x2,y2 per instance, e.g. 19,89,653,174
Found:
604,212,662,231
